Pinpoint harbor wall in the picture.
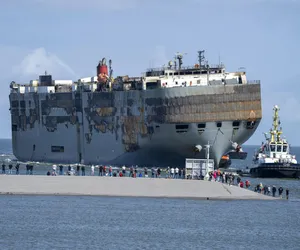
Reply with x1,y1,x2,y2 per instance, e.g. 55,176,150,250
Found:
0,176,276,200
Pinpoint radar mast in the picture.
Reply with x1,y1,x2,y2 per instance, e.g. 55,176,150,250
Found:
270,105,283,143
198,50,205,68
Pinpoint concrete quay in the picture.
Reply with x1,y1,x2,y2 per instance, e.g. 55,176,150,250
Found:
0,176,277,200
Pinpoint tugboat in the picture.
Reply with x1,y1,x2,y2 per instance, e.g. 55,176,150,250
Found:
250,105,300,178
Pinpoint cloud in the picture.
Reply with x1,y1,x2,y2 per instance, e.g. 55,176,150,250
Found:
13,48,77,80
12,0,143,10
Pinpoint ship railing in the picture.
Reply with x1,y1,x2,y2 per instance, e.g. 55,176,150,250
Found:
145,64,225,72
246,80,260,84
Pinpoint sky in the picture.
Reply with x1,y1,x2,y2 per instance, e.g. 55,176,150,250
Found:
0,0,300,145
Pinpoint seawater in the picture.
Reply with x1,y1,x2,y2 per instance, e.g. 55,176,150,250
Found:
0,139,300,249
1,196,300,250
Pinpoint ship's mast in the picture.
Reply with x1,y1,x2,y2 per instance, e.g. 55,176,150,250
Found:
198,50,205,68
175,52,186,76
270,105,282,143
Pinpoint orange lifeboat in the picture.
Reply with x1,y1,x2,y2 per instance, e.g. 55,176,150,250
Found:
221,155,229,161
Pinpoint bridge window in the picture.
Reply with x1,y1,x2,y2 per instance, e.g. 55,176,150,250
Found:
283,145,287,152
277,145,282,152
216,122,222,128
270,144,275,152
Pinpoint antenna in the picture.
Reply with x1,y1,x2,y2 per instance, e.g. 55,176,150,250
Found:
173,55,177,70
198,50,205,68
175,52,187,71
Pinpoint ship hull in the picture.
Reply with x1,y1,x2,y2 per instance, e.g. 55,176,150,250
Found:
9,84,262,167
11,120,259,167
250,163,300,178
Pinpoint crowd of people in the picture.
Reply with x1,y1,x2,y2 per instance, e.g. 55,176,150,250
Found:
46,164,187,179
254,183,289,199
204,170,290,199
2,162,21,175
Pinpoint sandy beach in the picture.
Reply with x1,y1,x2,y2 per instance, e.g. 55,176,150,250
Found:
0,175,279,200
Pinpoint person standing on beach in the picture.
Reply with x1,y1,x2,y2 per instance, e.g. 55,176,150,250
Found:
81,165,85,176
236,176,241,186
1,163,5,174
25,164,29,175
272,186,277,197
286,188,289,199
134,166,138,178
108,166,112,177
157,168,161,178
99,165,103,176
151,167,155,178
15,164,20,175
129,166,133,177
278,187,284,198
8,164,13,174
59,165,63,175
170,167,174,178
53,165,57,175
175,167,179,179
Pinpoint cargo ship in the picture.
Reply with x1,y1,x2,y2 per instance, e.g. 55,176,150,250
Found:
250,105,300,178
9,50,262,167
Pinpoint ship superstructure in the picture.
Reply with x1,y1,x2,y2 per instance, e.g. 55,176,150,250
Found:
9,50,262,167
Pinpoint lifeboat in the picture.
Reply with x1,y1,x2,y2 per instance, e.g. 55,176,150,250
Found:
218,154,232,169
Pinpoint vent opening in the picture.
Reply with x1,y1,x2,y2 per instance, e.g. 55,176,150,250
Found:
197,123,206,129
232,121,240,127
51,146,64,153
176,124,188,133
176,124,189,130
246,121,256,129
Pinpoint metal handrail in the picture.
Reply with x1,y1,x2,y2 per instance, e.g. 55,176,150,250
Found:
247,80,260,84
146,64,225,72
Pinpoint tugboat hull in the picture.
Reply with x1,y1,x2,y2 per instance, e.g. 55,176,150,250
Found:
250,163,300,178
